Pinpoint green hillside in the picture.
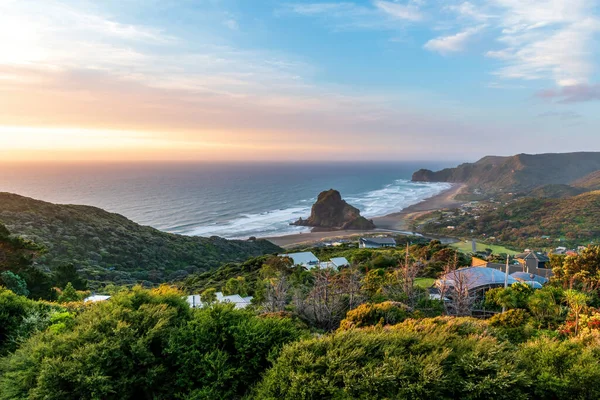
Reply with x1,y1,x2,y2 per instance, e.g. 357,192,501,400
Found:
0,193,281,287
419,191,600,248
572,170,600,190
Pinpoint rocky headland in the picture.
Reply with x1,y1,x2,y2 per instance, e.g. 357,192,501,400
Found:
292,189,375,231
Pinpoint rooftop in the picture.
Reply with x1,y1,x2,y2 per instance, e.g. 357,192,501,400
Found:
360,237,397,245
279,251,320,268
437,267,519,291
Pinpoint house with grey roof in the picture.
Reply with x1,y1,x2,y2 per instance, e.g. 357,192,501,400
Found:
359,237,396,249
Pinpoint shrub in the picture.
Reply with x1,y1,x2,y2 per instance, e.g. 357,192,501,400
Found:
489,309,534,343
338,301,410,330
254,317,527,399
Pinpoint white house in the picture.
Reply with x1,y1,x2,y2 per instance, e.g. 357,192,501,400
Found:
83,294,111,303
329,257,350,268
359,237,397,249
280,252,350,270
279,251,320,269
187,292,253,309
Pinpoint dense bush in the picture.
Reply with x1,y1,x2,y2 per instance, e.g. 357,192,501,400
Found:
0,287,307,400
516,335,600,399
254,317,527,399
338,301,410,330
0,288,64,356
167,306,308,398
488,309,534,343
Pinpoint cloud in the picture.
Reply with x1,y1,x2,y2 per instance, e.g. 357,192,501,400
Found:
424,26,483,54
487,0,599,86
374,1,422,22
446,2,495,21
537,111,583,119
224,19,239,30
536,84,600,103
285,1,422,30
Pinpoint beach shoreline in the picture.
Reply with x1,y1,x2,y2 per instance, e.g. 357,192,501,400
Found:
264,183,466,248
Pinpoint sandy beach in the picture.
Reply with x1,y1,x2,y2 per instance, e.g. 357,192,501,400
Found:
265,183,466,248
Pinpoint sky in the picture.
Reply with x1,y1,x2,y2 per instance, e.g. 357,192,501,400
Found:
0,0,599,162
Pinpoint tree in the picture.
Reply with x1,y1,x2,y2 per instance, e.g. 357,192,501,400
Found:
437,255,476,316
527,287,562,328
552,246,600,291
200,287,218,305
58,282,81,303
0,271,29,297
564,289,588,336
223,276,248,296
53,263,87,291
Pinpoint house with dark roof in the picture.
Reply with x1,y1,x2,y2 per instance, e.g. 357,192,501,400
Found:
515,251,552,276
359,237,397,249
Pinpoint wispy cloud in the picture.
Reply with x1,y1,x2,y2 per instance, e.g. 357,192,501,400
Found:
424,26,484,54
446,2,495,22
285,1,423,30
536,84,600,103
374,1,423,22
537,110,583,119
486,0,599,86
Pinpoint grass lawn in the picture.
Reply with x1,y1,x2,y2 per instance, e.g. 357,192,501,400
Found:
450,240,519,256
414,277,435,289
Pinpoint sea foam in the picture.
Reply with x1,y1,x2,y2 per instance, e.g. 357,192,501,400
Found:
184,180,452,239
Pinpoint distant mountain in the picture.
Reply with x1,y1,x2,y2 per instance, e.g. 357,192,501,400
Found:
412,152,600,195
0,193,281,287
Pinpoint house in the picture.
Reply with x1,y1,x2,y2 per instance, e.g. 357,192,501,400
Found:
436,266,521,296
83,294,111,303
359,237,396,249
186,292,253,309
471,257,523,274
515,251,552,276
280,252,349,270
329,257,350,268
554,246,568,255
511,272,549,285
279,251,320,269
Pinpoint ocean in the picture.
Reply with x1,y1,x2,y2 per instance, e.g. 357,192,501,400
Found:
0,162,454,239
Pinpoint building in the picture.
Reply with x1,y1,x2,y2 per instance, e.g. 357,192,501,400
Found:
329,257,350,268
187,292,253,309
437,267,520,294
359,237,397,249
471,257,523,274
280,252,351,270
279,251,320,269
515,251,552,276
83,294,111,303
511,271,549,285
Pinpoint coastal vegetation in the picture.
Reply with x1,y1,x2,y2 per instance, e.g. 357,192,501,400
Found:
0,193,281,288
2,246,600,399
418,191,600,250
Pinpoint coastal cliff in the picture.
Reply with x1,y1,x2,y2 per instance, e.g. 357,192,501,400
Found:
292,189,375,230
412,152,600,194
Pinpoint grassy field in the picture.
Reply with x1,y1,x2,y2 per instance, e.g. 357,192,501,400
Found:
449,240,519,256
414,277,435,288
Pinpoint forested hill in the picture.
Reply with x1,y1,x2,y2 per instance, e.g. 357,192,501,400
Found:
0,193,281,286
412,152,600,194
419,190,600,248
